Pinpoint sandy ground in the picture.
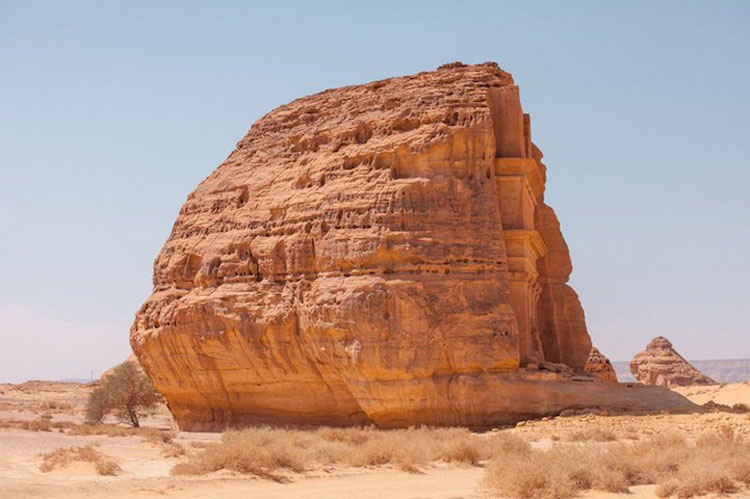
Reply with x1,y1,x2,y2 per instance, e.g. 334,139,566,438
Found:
672,382,750,407
1,381,749,499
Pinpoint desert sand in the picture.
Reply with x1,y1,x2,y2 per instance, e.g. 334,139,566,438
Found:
1,381,749,498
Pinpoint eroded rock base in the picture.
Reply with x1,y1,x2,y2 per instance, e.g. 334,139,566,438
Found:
167,373,697,431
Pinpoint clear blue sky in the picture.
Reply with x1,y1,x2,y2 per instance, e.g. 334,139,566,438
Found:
1,1,748,382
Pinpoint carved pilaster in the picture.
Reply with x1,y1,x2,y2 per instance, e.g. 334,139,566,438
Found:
495,157,548,366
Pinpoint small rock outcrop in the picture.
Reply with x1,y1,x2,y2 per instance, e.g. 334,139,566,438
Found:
131,63,696,430
585,347,618,383
630,337,716,387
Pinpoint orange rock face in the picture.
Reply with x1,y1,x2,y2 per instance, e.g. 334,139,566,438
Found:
131,63,690,430
584,348,618,383
630,336,716,387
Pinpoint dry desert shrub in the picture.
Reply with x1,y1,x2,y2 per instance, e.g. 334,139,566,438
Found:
0,400,76,414
345,433,413,467
86,361,158,427
621,426,640,440
172,427,307,480
0,416,178,450
0,416,77,432
171,425,528,478
39,445,121,476
440,439,484,465
39,401,76,413
315,425,374,445
130,427,184,456
0,402,17,411
484,428,750,499
68,424,136,437
67,423,174,442
68,423,183,456
160,440,187,458
19,418,52,432
486,431,532,457
563,426,617,442
486,448,580,499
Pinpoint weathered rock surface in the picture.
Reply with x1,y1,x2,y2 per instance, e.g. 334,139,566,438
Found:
585,347,618,383
630,337,716,387
131,62,695,430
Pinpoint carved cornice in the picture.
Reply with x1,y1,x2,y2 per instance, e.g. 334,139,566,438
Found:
504,229,549,259
494,157,545,200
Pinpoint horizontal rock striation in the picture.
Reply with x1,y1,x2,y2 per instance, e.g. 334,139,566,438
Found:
630,336,716,387
131,63,693,430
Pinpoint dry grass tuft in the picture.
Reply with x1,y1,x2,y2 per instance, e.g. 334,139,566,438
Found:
172,427,307,480
39,445,121,475
39,401,77,413
484,428,750,498
66,423,171,440
0,418,177,451
160,441,187,458
621,426,640,440
171,426,528,477
0,417,77,432
440,439,483,465
0,400,77,414
68,424,183,456
563,426,617,442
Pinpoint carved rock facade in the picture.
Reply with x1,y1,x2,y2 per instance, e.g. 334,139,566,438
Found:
131,63,693,429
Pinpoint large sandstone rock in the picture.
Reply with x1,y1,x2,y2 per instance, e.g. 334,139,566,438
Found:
630,336,716,387
131,62,695,430
585,347,618,383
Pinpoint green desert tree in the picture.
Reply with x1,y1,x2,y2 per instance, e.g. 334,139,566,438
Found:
85,361,159,427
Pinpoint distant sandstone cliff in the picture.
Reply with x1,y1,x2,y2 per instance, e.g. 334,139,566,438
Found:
630,337,716,387
130,62,694,430
688,360,750,383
